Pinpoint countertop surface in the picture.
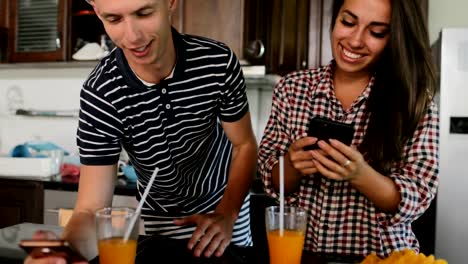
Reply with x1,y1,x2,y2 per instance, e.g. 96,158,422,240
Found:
0,223,363,264
0,174,137,196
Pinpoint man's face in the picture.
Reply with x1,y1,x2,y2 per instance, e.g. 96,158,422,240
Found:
92,0,176,66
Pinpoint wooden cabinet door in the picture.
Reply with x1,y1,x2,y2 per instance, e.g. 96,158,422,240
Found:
8,0,68,62
172,0,245,60
0,0,7,62
0,179,44,229
243,0,267,66
267,0,309,75
244,0,310,75
0,0,8,28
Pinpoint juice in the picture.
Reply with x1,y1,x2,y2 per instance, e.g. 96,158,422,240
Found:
98,237,137,264
267,229,305,264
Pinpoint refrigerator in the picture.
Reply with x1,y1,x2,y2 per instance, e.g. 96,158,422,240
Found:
435,27,468,263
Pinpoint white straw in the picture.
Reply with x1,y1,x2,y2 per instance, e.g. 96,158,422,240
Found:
279,156,284,236
123,167,159,242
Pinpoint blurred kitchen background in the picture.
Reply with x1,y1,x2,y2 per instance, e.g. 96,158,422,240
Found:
0,0,467,263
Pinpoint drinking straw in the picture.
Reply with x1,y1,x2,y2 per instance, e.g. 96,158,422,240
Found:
123,167,159,242
279,156,284,237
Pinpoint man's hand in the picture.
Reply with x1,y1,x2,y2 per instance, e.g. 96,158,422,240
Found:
173,212,236,258
23,231,88,264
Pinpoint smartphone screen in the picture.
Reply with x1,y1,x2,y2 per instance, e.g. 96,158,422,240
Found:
305,117,355,150
19,239,87,262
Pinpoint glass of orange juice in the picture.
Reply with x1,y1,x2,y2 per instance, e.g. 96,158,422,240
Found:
265,206,307,264
95,207,139,264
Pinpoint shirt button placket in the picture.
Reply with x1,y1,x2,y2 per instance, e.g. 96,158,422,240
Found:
160,86,171,112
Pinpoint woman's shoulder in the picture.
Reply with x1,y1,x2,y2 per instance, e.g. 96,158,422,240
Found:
277,64,331,90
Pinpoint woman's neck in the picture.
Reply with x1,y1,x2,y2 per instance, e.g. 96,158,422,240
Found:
333,68,371,110
333,68,371,91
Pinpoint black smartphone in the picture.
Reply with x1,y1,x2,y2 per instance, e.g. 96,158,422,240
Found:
305,117,355,150
19,239,87,262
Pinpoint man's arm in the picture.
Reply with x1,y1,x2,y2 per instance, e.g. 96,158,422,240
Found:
217,112,257,221
62,164,117,260
174,112,257,257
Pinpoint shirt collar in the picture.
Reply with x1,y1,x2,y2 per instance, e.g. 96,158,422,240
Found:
116,27,185,89
313,60,375,107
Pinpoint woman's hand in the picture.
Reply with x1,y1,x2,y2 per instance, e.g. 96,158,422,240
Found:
310,139,366,181
287,137,319,176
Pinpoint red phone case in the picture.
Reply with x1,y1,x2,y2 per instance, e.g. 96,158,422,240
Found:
19,239,87,262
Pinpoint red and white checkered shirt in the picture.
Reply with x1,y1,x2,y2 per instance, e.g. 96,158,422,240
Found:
257,62,439,257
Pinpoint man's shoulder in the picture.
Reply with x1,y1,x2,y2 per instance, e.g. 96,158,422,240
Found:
83,49,122,91
180,33,232,56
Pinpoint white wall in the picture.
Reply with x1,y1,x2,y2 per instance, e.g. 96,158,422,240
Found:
0,66,275,156
0,67,91,155
429,0,468,44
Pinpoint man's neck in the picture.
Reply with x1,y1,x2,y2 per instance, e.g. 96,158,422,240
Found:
129,41,176,84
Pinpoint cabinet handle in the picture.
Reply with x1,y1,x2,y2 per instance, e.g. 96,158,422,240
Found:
246,40,265,59
46,208,72,214
56,32,61,49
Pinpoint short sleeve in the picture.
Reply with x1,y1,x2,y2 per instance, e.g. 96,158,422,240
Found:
77,85,123,165
218,49,249,122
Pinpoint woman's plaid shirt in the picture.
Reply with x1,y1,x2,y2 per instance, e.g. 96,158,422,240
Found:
257,62,439,257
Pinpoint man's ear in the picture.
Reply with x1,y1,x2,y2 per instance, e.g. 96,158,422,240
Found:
89,0,102,20
169,0,177,13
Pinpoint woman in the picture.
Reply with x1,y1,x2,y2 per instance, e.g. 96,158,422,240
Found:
257,0,438,257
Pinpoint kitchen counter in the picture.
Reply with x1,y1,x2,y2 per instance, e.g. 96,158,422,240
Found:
0,174,136,196
0,223,363,264
0,176,138,229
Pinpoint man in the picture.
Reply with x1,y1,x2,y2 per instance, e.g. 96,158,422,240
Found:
25,0,257,263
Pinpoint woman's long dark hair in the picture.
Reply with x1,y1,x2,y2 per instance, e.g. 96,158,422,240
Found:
330,0,437,174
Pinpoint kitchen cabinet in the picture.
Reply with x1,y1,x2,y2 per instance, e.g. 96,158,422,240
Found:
0,178,138,229
68,0,108,62
244,0,310,75
267,0,309,75
0,0,8,28
172,0,245,60
0,179,44,229
0,0,7,62
2,0,429,71
8,0,69,62
172,0,310,76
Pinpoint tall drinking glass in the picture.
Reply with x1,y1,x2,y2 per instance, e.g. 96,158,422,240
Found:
95,207,139,264
265,206,307,264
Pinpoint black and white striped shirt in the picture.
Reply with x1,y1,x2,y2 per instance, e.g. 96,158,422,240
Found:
77,29,252,246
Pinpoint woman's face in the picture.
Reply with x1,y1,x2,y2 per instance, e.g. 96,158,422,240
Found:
331,0,391,76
